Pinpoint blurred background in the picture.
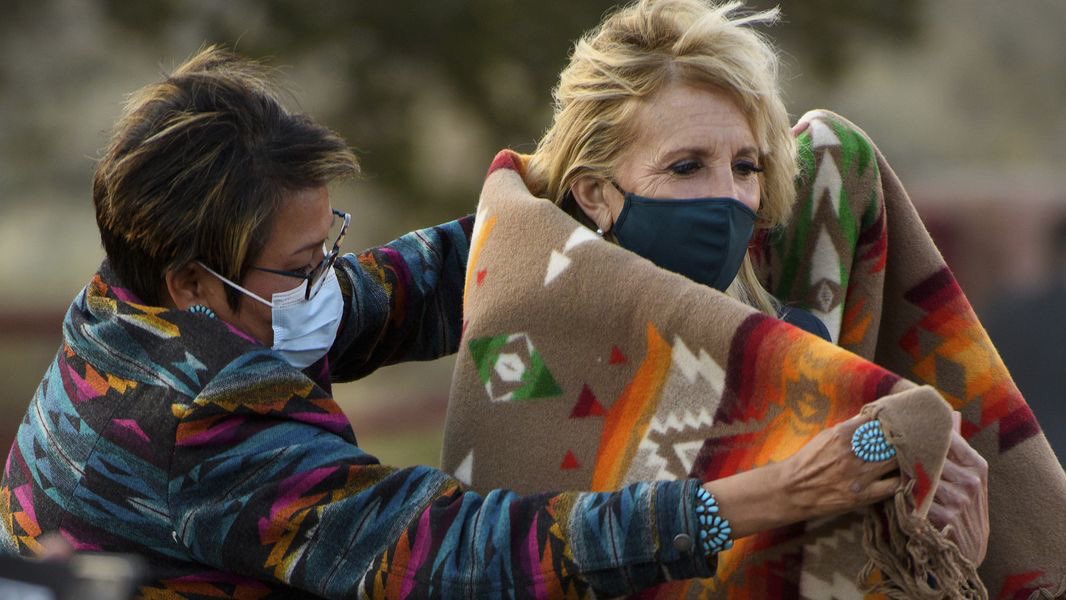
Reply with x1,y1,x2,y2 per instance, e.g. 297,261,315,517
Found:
1,0,1063,468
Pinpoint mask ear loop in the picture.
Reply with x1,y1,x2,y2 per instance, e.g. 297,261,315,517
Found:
599,178,631,238
196,261,274,308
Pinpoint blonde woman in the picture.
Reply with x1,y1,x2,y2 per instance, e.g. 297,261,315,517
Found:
482,0,990,577
528,1,810,331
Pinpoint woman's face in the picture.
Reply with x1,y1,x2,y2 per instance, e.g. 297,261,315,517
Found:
206,186,335,346
604,83,762,221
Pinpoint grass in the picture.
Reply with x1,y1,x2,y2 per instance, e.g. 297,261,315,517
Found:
0,336,61,456
355,427,445,469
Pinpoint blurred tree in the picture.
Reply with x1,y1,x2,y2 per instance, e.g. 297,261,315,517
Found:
748,0,921,80
12,0,921,220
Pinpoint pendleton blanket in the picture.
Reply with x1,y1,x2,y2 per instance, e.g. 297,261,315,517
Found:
441,110,1066,598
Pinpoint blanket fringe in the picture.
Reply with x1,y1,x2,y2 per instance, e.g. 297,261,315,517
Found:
1025,575,1066,599
859,482,987,599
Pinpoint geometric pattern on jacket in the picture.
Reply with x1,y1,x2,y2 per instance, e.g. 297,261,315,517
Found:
1,216,717,599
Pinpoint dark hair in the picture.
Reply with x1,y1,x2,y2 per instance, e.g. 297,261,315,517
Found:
92,45,359,309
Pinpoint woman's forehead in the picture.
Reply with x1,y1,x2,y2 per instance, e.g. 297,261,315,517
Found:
632,83,756,150
264,187,333,257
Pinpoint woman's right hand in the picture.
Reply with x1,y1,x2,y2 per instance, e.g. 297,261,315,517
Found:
777,413,901,522
702,413,900,539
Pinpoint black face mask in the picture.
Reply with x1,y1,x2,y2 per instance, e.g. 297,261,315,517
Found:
610,183,756,291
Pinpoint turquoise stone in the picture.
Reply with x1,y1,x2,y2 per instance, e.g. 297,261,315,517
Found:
851,419,897,463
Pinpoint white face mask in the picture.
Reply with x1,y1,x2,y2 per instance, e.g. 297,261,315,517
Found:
197,262,344,369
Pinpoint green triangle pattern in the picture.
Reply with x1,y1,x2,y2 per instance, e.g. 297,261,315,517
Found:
797,130,816,181
468,334,509,384
830,121,872,177
468,333,564,401
511,347,563,400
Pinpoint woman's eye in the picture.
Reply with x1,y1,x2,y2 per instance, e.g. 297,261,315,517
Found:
734,161,764,177
669,160,702,176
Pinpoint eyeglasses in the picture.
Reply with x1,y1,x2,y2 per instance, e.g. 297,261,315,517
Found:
253,208,351,300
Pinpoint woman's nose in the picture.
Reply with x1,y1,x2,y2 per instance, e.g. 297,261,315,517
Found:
707,165,738,198
706,164,758,212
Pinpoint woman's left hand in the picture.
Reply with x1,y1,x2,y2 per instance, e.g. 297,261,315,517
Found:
927,413,990,566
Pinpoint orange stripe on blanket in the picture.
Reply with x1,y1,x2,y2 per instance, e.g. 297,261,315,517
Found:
463,214,497,311
717,319,874,475
839,294,872,348
591,322,672,492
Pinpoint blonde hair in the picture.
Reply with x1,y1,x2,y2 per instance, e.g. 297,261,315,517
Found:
527,0,796,314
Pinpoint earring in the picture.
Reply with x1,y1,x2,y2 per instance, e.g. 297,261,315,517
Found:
188,304,216,319
596,227,604,237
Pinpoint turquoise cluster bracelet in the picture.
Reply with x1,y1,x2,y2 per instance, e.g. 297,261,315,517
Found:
695,487,733,555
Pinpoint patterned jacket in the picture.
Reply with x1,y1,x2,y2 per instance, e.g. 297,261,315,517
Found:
1,217,714,599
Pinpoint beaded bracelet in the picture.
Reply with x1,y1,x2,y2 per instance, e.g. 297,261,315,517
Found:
695,487,733,555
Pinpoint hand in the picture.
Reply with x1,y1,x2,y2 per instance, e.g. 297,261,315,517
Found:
39,532,74,561
927,412,989,565
701,413,900,540
778,413,900,522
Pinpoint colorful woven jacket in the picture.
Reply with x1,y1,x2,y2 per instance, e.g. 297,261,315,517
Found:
1,216,718,599
441,111,1066,598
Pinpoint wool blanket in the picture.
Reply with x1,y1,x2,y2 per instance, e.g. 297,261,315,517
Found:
441,110,1066,598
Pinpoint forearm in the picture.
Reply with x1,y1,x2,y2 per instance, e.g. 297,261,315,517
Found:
329,216,473,381
701,462,800,539
359,479,715,598
174,395,715,596
179,464,714,598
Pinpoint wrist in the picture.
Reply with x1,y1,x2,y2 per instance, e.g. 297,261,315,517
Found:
763,459,805,525
702,460,803,540
694,487,733,555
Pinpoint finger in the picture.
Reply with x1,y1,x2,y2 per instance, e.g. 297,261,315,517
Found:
835,413,869,432
948,430,965,461
791,120,811,137
952,410,961,434
859,476,901,505
938,457,966,484
40,533,74,561
927,503,955,530
938,461,986,505
940,455,984,492
860,453,901,480
838,412,874,437
947,431,988,471
932,479,967,509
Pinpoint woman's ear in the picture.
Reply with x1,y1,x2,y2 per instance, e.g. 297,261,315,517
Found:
570,176,618,233
163,262,209,310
